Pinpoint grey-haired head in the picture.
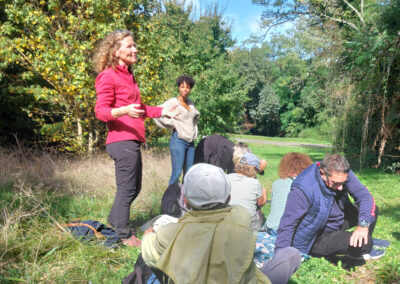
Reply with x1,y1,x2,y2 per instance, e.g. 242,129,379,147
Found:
320,154,350,177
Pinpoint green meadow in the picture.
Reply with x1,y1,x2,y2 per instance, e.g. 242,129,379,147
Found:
238,137,400,283
0,135,399,283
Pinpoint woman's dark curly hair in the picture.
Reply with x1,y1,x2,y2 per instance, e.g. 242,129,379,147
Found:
278,152,312,179
176,75,195,88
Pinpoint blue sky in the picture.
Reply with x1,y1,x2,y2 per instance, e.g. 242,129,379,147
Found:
192,0,266,45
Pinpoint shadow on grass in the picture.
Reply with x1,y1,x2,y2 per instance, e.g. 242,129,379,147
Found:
129,211,162,234
325,254,366,271
392,232,400,241
378,203,400,225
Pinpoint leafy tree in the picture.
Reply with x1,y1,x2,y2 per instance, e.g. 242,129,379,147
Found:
230,44,277,134
231,23,332,137
0,0,142,152
142,2,246,137
254,84,280,135
253,0,400,168
0,0,246,151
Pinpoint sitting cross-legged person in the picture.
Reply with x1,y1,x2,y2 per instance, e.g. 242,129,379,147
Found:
228,152,268,231
141,163,301,284
265,152,312,235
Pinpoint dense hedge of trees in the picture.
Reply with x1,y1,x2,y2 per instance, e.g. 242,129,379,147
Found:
1,0,398,169
242,0,400,168
0,0,245,152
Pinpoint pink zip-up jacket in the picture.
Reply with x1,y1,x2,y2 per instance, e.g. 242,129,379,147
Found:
95,65,162,144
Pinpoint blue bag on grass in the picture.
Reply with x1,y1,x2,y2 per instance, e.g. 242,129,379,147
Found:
66,220,120,249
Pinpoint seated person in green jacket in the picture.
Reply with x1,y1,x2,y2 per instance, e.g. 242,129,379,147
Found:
141,163,301,284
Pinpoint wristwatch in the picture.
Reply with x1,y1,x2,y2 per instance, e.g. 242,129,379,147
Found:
358,220,370,227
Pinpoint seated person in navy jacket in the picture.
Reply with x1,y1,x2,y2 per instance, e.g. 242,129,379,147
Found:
275,154,389,264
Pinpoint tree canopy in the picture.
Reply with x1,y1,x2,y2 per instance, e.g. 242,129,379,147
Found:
246,0,400,168
0,0,398,170
0,0,246,152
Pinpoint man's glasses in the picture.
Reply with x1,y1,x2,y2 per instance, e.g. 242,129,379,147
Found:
325,175,349,189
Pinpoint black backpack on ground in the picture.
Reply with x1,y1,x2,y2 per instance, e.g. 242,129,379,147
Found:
122,254,153,284
65,220,120,249
122,253,169,284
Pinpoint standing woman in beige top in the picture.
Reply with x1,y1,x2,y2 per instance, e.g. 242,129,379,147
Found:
154,75,200,185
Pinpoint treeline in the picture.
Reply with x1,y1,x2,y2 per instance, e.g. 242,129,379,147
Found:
237,0,400,169
0,0,246,152
0,0,399,169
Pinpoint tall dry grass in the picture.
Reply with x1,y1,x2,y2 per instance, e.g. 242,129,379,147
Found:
0,145,172,215
0,146,172,282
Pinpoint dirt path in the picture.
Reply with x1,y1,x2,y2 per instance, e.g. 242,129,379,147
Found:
234,138,331,148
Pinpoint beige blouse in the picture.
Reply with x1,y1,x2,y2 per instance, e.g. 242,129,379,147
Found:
154,97,200,142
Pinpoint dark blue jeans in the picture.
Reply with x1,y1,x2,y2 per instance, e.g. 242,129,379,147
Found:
169,131,195,185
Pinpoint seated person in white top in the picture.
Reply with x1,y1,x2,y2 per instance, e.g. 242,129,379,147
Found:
228,152,267,230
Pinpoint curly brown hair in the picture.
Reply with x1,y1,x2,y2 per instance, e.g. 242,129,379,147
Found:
234,158,258,178
278,152,312,179
92,30,133,74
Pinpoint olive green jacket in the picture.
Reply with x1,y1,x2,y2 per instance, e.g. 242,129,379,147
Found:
142,206,271,284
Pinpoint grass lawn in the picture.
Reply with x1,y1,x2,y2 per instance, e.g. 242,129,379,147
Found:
233,136,399,283
230,133,332,145
0,135,399,283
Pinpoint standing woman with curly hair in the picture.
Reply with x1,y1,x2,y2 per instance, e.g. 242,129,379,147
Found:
265,152,312,235
154,75,200,185
93,30,177,246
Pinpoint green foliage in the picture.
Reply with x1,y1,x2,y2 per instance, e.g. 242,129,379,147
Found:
0,0,246,150
253,84,280,135
377,259,400,283
0,0,137,151
330,3,400,168
193,55,247,135
384,162,400,175
231,21,333,137
252,0,400,169
141,2,246,138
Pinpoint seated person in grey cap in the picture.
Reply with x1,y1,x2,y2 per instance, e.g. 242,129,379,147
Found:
228,152,268,230
141,163,301,284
